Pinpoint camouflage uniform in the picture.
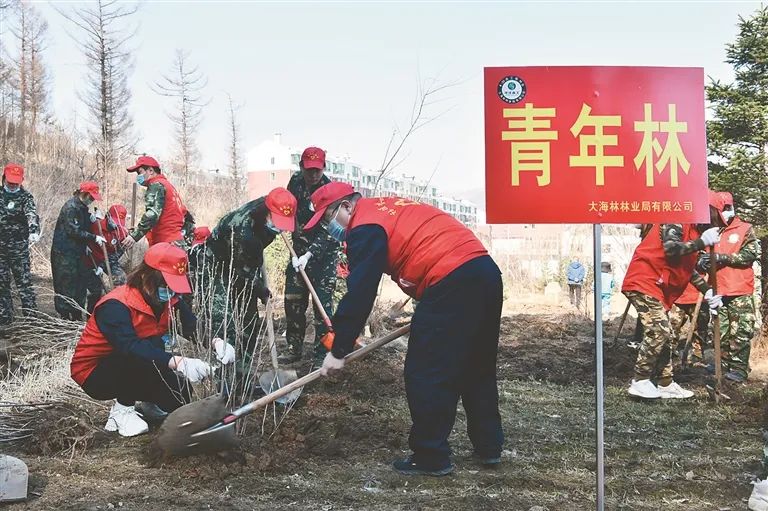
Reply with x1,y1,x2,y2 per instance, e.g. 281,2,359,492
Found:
51,196,98,321
189,197,274,361
285,172,341,363
625,224,709,386
131,178,189,250
0,185,40,324
669,302,710,362
709,225,760,379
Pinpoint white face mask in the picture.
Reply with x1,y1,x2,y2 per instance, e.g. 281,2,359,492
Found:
722,209,735,222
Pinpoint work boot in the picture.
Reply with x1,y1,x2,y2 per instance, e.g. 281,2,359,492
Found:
393,456,454,476
725,370,747,383
104,401,149,437
473,451,502,467
657,381,694,399
749,479,768,511
627,379,661,399
135,401,168,423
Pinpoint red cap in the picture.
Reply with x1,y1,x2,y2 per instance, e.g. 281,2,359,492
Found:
717,191,734,207
304,181,355,231
3,163,24,184
265,187,298,232
108,204,128,225
79,181,102,201
127,155,160,172
143,242,192,294
709,189,726,225
192,226,211,246
301,147,326,170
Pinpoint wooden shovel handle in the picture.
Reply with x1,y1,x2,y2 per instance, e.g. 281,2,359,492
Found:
280,232,334,331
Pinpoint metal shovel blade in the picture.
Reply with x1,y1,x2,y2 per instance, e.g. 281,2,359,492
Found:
0,455,28,502
155,393,239,457
259,368,301,405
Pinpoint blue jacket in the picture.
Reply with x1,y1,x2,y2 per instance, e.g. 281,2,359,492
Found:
567,261,585,284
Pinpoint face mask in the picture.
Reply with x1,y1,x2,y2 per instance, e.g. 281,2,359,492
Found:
82,195,94,206
265,219,280,234
4,185,19,194
326,207,348,242
722,209,735,222
136,174,146,186
157,286,175,302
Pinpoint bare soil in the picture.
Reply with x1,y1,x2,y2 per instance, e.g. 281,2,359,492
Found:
4,304,765,510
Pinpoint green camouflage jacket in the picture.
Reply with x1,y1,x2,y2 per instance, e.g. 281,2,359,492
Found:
287,171,339,258
0,186,40,242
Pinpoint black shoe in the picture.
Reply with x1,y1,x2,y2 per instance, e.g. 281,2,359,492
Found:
392,457,454,476
474,452,502,466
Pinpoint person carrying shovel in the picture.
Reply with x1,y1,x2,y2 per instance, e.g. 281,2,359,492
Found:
695,191,758,383
622,191,726,400
84,204,131,312
303,182,503,476
70,242,235,437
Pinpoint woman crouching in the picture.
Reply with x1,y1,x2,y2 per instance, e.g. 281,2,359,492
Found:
70,242,235,437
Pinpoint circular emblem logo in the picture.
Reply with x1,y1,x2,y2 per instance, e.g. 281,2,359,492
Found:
497,76,526,104
728,233,740,244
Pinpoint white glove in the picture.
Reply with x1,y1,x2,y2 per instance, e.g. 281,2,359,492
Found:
292,251,313,272
319,351,345,376
213,337,236,365
704,289,723,312
28,233,40,244
94,235,107,246
700,227,720,247
94,266,104,277
175,357,213,383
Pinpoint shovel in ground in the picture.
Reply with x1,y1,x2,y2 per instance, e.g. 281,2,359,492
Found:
258,297,300,405
155,323,411,457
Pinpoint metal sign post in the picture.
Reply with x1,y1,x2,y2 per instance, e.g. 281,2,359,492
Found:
593,223,605,511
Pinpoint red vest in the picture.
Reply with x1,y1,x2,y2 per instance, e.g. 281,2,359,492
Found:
84,214,129,267
70,285,177,386
622,224,700,310
675,282,701,306
716,217,754,297
145,175,185,245
348,197,488,299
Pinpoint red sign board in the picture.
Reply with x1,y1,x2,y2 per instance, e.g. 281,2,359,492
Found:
484,66,708,224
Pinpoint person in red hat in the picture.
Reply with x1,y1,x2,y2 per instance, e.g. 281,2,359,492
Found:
122,156,189,250
0,163,41,324
283,146,342,365
190,187,297,389
70,242,235,437
621,191,726,400
696,190,759,382
51,181,107,321
304,182,502,476
83,204,131,312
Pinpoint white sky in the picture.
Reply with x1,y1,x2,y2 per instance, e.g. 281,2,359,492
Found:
14,1,764,203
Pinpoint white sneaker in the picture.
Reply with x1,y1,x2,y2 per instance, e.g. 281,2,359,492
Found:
657,381,694,399
749,479,768,511
104,401,149,437
627,379,661,399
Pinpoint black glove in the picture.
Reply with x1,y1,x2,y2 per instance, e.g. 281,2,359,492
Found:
696,253,730,273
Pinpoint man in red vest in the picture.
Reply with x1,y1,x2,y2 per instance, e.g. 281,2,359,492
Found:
696,191,759,382
303,182,503,476
122,156,188,249
622,191,725,400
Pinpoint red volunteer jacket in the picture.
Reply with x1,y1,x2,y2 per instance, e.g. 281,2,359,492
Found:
348,197,488,299
70,285,177,386
85,205,129,267
622,224,700,310
145,175,185,245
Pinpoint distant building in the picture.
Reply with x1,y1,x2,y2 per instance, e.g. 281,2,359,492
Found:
246,134,478,227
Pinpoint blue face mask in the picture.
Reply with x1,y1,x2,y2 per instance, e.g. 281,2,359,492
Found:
326,207,347,242
4,185,20,194
265,219,281,234
157,287,175,303
136,174,146,186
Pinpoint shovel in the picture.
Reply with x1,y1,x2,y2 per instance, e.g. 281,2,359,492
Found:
155,323,411,457
258,295,300,404
706,245,730,403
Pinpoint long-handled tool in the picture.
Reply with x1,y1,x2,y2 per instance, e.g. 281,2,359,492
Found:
86,249,111,293
612,301,632,344
681,293,703,370
156,323,411,456
257,266,300,404
280,232,333,333
94,210,114,287
705,246,729,403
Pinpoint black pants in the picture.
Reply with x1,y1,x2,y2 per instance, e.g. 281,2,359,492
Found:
405,255,504,469
82,354,192,412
